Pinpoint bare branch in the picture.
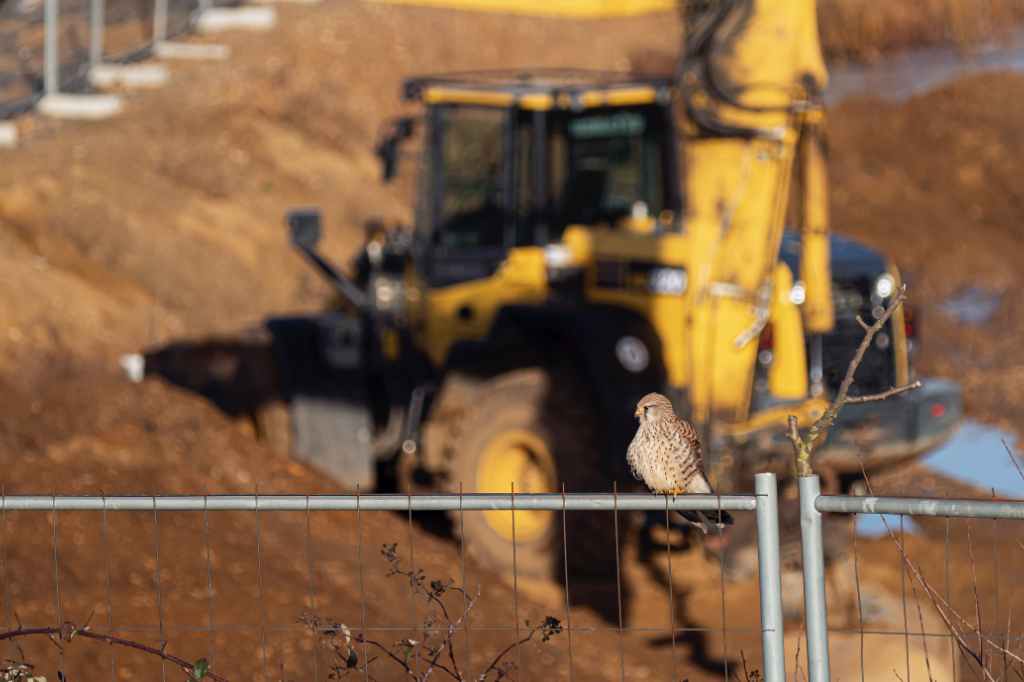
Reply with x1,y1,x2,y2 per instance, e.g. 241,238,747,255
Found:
786,416,813,478
794,612,806,682
857,451,1002,680
833,285,907,407
908,571,935,682
967,523,984,661
788,284,918,476
1004,440,1024,486
0,624,231,682
842,381,922,404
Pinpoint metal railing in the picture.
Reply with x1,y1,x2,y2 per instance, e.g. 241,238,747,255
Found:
0,473,1019,682
0,473,786,682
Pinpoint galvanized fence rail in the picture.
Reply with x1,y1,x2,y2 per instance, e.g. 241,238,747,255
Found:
0,473,787,682
4,473,1019,682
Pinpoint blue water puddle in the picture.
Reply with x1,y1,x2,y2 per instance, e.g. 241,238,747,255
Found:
939,287,1002,325
856,419,1024,537
827,43,1024,106
857,514,923,538
924,419,1024,497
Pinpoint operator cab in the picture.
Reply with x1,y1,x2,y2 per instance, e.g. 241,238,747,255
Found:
381,71,682,287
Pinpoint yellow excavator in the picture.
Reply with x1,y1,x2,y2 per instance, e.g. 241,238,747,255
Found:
142,0,961,580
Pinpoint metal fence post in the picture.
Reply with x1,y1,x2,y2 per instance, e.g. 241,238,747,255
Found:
153,0,168,43
44,0,59,94
90,0,104,67
755,472,786,682
799,475,830,682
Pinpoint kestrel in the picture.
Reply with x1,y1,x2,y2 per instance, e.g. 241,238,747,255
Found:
626,392,734,533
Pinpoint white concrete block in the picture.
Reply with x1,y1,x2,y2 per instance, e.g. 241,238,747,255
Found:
196,6,277,33
88,63,170,89
15,0,42,13
250,0,320,5
119,354,146,383
0,122,17,149
153,40,231,60
37,93,124,119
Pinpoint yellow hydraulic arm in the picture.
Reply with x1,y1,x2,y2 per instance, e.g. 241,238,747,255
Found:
678,0,835,432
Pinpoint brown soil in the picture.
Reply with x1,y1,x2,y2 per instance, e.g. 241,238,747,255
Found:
2,1,1024,680
817,0,1024,60
829,72,1024,429
0,364,738,682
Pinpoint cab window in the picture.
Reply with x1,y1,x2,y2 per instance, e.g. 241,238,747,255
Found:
548,106,666,238
436,105,507,250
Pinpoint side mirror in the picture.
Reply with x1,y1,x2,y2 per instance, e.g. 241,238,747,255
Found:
377,118,415,182
287,208,321,249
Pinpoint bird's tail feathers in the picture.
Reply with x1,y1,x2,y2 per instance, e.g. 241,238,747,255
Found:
674,509,709,534
700,509,735,527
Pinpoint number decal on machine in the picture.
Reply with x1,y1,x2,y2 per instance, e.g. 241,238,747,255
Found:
646,267,687,295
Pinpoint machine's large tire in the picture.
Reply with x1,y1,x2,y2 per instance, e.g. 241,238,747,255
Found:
444,367,614,581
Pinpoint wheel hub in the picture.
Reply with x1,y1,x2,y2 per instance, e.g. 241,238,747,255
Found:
476,429,556,543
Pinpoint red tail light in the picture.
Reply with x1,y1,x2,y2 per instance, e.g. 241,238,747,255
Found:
904,306,918,338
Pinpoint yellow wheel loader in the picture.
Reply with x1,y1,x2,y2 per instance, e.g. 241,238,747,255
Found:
142,0,961,581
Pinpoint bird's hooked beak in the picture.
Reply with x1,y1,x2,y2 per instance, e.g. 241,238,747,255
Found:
634,407,642,419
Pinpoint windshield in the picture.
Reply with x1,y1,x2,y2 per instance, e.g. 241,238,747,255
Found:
417,101,674,277
436,106,507,250
548,106,667,237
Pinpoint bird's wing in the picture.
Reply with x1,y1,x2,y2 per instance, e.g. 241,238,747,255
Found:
626,432,644,481
676,419,704,473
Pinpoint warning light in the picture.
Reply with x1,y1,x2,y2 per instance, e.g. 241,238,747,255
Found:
929,403,946,418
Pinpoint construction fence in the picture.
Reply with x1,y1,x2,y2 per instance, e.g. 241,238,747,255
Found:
0,473,1019,682
0,0,239,118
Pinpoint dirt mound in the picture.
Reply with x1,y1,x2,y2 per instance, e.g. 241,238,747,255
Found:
828,72,1024,427
0,6,703,680
3,1,1024,679
0,2,680,386
0,365,728,682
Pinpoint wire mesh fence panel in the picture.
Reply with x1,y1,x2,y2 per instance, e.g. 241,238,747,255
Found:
0,490,781,682
810,489,1024,682
102,0,152,62
0,0,44,118
164,0,197,42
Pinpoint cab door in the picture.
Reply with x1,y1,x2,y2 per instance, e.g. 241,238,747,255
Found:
420,104,514,287
413,103,548,367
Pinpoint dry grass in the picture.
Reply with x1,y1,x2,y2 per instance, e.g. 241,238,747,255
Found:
818,0,1024,60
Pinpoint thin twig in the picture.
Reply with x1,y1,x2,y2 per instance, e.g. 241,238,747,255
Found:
968,522,984,661
787,284,920,476
1005,440,1024,486
474,632,539,682
858,453,1000,680
794,612,806,682
842,383,921,404
0,624,230,682
422,590,478,682
357,638,420,681
909,568,935,682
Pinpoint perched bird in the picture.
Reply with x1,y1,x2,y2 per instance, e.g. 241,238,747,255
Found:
626,392,734,533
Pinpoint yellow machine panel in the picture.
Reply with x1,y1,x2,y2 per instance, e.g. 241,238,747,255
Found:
357,0,673,18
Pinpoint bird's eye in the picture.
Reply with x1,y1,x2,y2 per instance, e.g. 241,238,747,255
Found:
643,406,648,411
